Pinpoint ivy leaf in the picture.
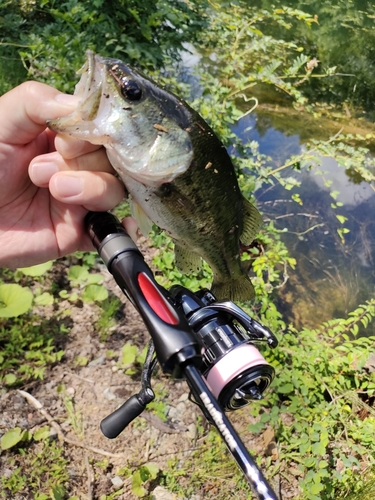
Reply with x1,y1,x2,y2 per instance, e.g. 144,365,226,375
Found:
34,292,54,306
68,265,89,286
121,343,138,366
131,469,147,497
33,426,50,441
1,427,24,450
81,284,108,303
17,261,53,276
0,284,33,318
3,373,17,385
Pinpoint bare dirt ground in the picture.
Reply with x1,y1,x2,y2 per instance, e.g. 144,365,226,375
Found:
0,247,296,500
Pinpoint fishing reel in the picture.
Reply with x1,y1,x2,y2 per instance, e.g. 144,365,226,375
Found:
169,285,277,412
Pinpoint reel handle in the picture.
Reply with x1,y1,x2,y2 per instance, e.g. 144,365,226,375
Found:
100,388,155,439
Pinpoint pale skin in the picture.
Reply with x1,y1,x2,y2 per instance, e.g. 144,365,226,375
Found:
0,81,137,269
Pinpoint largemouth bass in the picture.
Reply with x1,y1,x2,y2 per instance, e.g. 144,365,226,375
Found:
48,51,262,301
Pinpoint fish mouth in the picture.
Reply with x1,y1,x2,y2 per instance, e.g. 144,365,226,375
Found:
47,50,106,135
73,50,104,121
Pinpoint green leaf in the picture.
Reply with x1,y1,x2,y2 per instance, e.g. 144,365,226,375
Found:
3,373,17,385
278,383,294,394
34,292,54,306
33,426,50,441
310,481,324,494
17,261,53,276
0,284,33,317
81,284,108,303
311,441,326,456
85,274,104,285
51,484,66,500
336,214,348,224
142,463,159,480
68,265,89,286
1,427,23,450
121,343,138,366
132,469,147,497
131,463,159,497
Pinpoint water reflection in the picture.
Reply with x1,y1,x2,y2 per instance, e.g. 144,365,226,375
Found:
234,111,375,332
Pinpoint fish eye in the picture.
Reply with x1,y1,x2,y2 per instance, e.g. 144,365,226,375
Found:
120,79,142,101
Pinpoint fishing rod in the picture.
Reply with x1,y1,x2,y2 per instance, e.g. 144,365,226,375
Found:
86,211,279,500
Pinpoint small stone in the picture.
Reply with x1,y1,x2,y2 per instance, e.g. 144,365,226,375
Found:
167,407,178,419
176,402,185,413
103,388,117,401
67,467,78,478
111,476,124,489
49,427,58,440
187,423,197,440
3,469,13,479
112,365,119,372
88,355,105,367
65,387,75,396
177,393,189,402
150,486,177,500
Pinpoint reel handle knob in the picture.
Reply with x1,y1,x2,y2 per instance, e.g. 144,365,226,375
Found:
100,388,154,439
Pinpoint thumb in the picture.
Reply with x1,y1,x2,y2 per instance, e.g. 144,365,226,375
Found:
0,81,79,145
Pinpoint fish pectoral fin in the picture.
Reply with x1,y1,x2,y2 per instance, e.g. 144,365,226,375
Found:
129,197,153,237
240,197,262,245
174,244,202,274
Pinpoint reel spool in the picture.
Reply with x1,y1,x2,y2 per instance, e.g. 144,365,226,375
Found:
170,287,277,411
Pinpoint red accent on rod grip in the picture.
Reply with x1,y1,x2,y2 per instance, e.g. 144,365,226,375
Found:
137,272,179,325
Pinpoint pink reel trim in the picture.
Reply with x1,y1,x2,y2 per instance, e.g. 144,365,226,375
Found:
204,344,268,399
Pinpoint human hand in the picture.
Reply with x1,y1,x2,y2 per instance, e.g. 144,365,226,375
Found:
0,81,137,269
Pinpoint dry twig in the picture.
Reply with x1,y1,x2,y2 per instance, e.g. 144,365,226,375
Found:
17,390,127,459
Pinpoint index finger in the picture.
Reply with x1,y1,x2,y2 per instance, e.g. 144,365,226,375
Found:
54,134,103,160
0,81,80,145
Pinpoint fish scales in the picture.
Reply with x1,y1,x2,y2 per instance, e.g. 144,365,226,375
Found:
47,51,262,301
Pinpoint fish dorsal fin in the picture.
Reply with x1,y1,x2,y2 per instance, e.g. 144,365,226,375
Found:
241,197,262,245
129,197,153,237
174,244,202,274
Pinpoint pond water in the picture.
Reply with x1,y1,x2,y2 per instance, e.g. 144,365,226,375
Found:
233,111,375,332
231,0,375,332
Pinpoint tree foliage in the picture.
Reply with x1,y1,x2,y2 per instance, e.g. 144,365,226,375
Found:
0,0,208,93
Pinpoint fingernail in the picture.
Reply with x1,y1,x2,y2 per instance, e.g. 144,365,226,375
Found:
54,175,83,198
54,93,80,108
30,162,59,186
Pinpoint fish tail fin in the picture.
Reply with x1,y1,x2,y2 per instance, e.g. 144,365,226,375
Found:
211,275,255,302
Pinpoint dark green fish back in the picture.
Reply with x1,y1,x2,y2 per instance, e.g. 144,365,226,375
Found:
143,82,261,301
